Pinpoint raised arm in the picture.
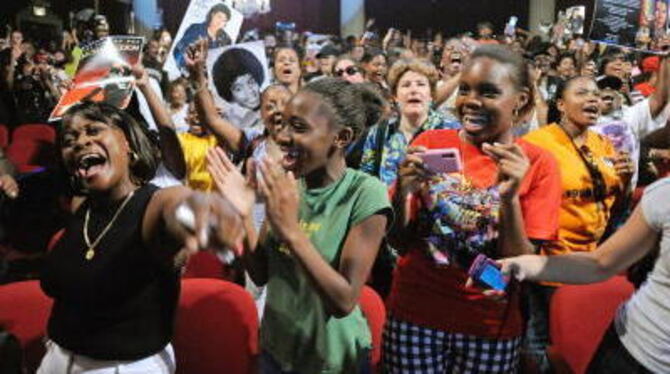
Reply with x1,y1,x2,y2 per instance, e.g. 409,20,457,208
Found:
434,73,460,106
185,40,245,154
3,47,22,91
649,56,670,118
206,147,268,285
132,64,187,179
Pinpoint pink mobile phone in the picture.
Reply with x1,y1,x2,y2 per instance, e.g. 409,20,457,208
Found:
418,148,462,174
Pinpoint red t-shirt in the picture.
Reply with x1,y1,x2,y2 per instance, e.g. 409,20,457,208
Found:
387,129,561,338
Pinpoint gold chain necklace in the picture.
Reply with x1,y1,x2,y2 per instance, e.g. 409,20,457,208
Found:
83,190,136,261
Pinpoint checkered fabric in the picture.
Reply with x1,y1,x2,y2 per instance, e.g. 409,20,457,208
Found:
382,314,521,374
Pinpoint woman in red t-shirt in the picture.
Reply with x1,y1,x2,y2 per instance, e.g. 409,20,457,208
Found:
382,45,562,373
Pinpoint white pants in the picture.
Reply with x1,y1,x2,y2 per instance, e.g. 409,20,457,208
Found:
37,340,176,374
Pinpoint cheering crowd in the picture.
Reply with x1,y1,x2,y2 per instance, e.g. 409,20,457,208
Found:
2,7,670,374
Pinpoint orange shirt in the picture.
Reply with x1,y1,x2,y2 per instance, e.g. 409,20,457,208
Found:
387,129,561,338
524,124,622,255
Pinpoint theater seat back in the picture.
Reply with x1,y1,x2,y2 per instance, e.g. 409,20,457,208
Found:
549,276,634,374
174,278,259,374
6,124,57,173
359,286,386,372
0,280,53,372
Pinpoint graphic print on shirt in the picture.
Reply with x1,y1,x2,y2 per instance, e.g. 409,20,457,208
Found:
276,220,322,256
419,173,501,269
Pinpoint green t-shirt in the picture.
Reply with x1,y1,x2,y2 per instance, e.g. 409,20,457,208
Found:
261,168,391,374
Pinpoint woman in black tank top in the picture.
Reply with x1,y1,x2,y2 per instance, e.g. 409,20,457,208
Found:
38,102,244,373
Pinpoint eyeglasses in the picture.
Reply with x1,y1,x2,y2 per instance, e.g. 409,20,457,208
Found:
335,66,359,77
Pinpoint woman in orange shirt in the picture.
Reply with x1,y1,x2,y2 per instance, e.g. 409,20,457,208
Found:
523,75,635,372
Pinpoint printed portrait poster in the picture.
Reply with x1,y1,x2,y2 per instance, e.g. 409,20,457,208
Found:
653,0,669,38
566,6,586,35
592,120,637,155
206,41,269,132
49,36,143,121
590,0,642,48
164,0,243,80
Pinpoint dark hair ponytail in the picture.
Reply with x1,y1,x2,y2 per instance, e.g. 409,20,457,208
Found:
302,78,385,141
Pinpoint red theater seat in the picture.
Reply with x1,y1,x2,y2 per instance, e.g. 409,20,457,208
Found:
174,278,259,374
548,276,634,374
12,124,56,144
6,124,57,173
0,278,260,374
359,286,386,372
0,280,53,372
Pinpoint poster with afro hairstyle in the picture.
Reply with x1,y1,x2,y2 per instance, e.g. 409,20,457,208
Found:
206,40,269,131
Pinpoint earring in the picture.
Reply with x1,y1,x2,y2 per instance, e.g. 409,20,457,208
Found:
129,151,139,163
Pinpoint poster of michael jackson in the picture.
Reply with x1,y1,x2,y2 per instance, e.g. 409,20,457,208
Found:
164,0,243,80
49,36,143,121
206,41,269,131
591,0,669,50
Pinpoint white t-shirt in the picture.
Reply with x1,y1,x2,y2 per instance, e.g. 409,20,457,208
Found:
617,177,670,373
170,105,189,134
592,100,670,187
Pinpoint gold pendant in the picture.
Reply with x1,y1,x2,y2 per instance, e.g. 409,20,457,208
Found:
85,248,95,261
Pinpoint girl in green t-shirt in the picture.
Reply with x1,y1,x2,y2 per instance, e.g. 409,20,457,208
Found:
208,78,392,373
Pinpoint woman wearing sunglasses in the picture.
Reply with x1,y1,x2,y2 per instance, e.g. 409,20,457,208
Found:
333,55,365,84
522,75,635,372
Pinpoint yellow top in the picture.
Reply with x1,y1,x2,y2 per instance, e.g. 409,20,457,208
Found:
524,123,622,255
178,132,219,192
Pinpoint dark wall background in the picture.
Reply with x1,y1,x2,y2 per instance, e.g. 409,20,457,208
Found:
2,0,132,39
159,0,341,37
365,0,531,39
4,0,599,43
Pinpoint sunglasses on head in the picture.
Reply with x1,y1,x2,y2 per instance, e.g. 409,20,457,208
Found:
335,66,359,77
